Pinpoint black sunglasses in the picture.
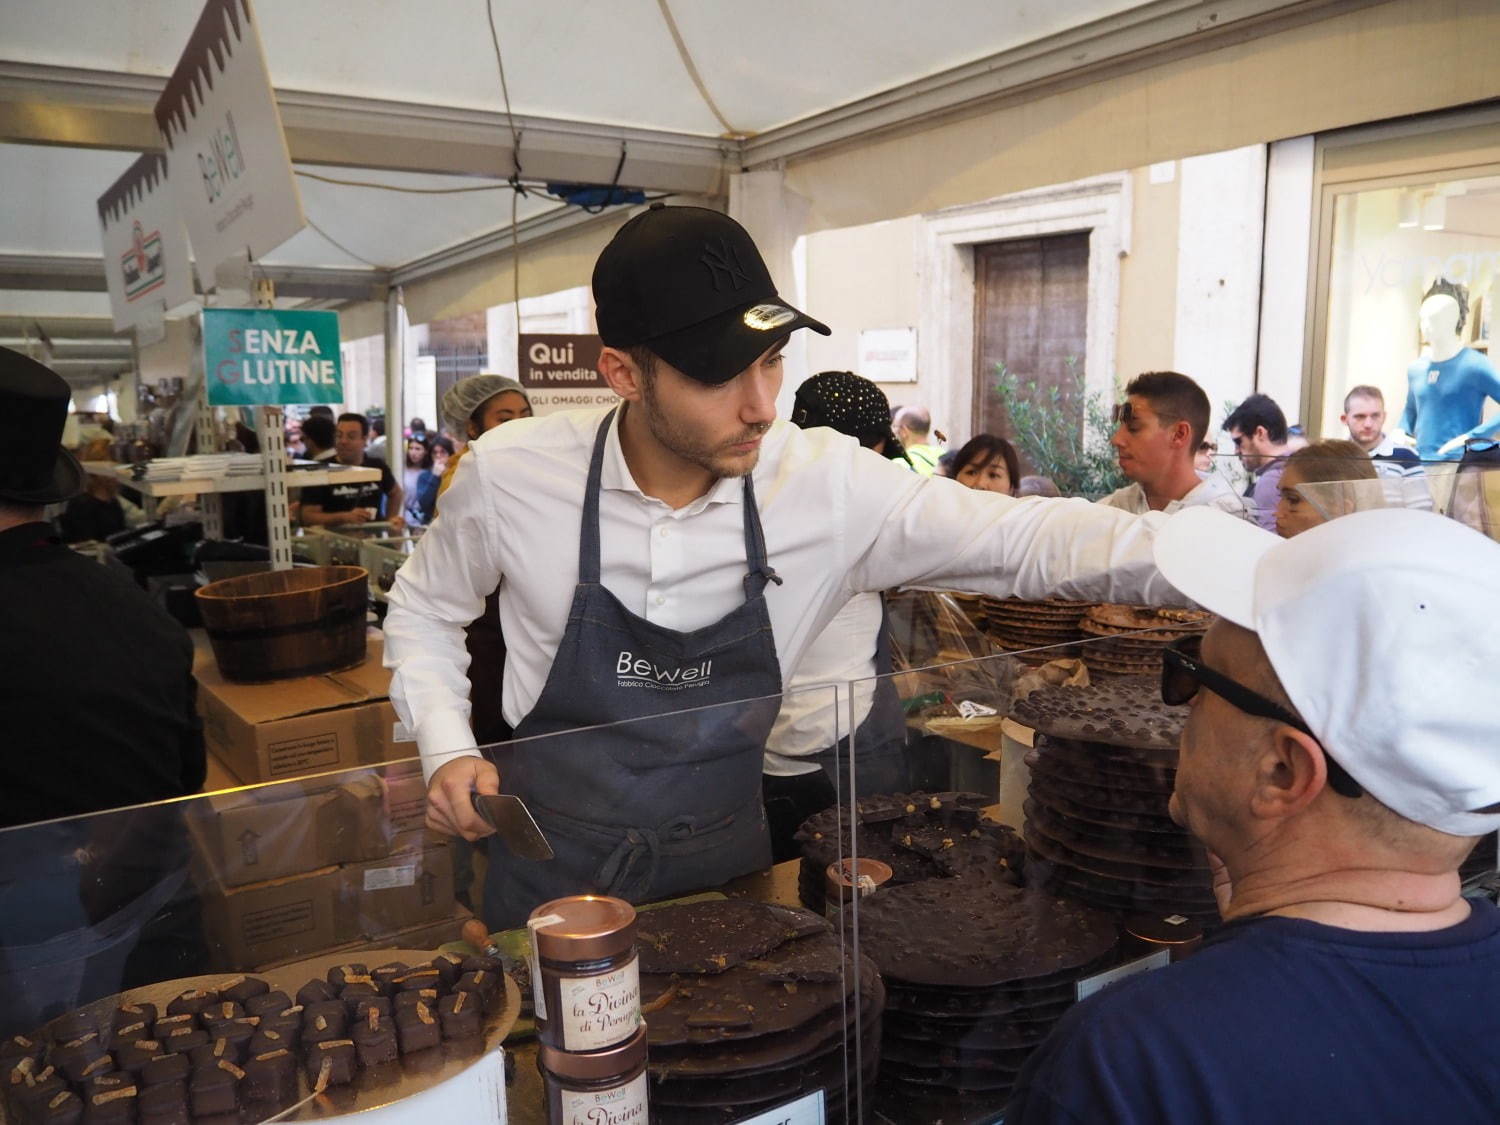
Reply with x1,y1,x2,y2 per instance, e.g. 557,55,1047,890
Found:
1161,636,1363,799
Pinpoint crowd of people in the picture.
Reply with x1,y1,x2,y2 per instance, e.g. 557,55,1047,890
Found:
3,200,1499,1118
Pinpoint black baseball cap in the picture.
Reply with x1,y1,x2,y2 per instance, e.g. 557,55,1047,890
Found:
592,203,830,385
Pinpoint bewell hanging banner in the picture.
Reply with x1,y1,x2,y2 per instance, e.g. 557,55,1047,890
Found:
96,153,195,336
518,333,613,416
203,309,343,406
154,0,304,290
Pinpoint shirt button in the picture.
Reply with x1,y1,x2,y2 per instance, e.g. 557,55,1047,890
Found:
655,594,666,606
658,526,669,538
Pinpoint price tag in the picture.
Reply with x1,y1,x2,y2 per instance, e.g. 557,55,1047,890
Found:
1074,950,1170,1002
730,1089,824,1125
957,700,999,719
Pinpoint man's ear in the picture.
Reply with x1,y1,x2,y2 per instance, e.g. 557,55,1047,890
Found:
1248,726,1330,821
1169,420,1193,449
600,347,645,403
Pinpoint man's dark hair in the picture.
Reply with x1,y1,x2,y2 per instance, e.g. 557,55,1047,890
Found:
1124,371,1210,449
1223,393,1288,445
1422,277,1469,334
371,416,386,437
627,347,659,383
1343,384,1384,412
338,412,370,439
308,405,334,420
301,414,336,452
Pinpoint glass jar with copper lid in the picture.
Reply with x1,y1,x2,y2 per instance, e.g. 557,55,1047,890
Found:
529,896,641,1053
539,1022,647,1125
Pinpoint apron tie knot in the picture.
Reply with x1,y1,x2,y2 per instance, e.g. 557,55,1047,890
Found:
596,826,661,901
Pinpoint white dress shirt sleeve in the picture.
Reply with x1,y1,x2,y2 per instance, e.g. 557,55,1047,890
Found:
844,456,1186,606
382,448,505,782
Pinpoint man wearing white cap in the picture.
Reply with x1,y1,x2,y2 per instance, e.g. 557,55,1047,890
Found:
1007,506,1500,1123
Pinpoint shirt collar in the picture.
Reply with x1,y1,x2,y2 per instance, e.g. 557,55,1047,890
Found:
0,521,62,567
598,405,744,513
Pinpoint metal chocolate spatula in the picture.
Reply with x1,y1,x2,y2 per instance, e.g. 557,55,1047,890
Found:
472,792,555,861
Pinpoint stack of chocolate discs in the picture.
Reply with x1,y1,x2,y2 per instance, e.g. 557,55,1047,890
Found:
638,900,883,1123
1013,678,1220,924
794,792,1026,915
854,876,1118,1118
1077,604,1211,677
982,598,1095,663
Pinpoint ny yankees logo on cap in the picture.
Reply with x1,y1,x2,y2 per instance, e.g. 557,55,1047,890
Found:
701,237,752,292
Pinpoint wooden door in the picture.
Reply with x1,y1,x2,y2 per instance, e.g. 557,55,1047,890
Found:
972,233,1090,450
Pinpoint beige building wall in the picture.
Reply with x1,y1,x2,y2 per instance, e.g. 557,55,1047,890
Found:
782,0,1500,237
801,217,925,409
1116,164,1182,381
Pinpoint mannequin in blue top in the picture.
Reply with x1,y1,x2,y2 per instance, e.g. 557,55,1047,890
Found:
1399,279,1500,459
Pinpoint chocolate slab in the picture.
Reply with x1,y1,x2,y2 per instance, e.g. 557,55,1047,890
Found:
643,932,849,1046
1010,677,1188,752
295,979,336,1008
1025,826,1212,886
241,1048,296,1104
649,960,880,1078
164,990,216,1019
637,900,829,976
854,875,1117,988
139,1053,190,1088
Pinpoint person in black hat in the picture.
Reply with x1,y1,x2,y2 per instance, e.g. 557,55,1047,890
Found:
383,204,1184,928
0,348,209,1032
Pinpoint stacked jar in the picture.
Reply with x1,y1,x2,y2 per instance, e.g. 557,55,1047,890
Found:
528,896,646,1125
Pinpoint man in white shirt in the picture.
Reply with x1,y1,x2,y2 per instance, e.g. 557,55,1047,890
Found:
383,204,1185,926
1098,372,1249,518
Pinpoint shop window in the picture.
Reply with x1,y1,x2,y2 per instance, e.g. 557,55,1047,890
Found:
1320,175,1500,450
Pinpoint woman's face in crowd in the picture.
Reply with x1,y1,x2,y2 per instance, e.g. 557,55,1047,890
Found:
957,454,1013,495
474,391,533,435
1275,467,1324,538
431,446,451,473
406,440,426,466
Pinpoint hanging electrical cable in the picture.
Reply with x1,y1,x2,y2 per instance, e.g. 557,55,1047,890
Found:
655,0,746,139
485,0,525,314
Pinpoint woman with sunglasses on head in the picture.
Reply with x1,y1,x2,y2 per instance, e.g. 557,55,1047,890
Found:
950,433,1022,496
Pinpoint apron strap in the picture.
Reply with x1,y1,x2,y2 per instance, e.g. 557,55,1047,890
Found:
580,406,782,598
741,472,783,599
578,407,617,584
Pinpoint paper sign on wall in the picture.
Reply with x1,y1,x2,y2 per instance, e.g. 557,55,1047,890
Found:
519,333,615,416
154,0,305,289
203,308,343,406
858,327,918,382
97,153,196,336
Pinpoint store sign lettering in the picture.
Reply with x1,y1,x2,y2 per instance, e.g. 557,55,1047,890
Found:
198,110,246,204
203,309,343,406
614,651,712,690
1359,248,1500,294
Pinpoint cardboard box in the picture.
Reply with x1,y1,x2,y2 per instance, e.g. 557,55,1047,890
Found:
341,845,457,936
194,633,419,784
383,766,430,835
192,773,391,887
350,905,476,957
202,866,354,970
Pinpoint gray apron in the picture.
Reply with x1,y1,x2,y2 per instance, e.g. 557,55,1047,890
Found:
482,408,783,929
808,597,909,796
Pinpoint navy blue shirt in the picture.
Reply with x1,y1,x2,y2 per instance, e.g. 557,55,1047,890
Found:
1007,899,1500,1124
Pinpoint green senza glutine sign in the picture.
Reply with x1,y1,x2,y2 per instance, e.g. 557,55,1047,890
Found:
203,308,343,406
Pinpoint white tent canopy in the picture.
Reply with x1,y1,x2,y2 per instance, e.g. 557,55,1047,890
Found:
0,0,1353,388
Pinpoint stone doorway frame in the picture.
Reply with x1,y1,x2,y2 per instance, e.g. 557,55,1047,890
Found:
917,172,1131,445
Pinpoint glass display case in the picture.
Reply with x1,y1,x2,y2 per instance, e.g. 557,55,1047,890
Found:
0,683,864,1125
